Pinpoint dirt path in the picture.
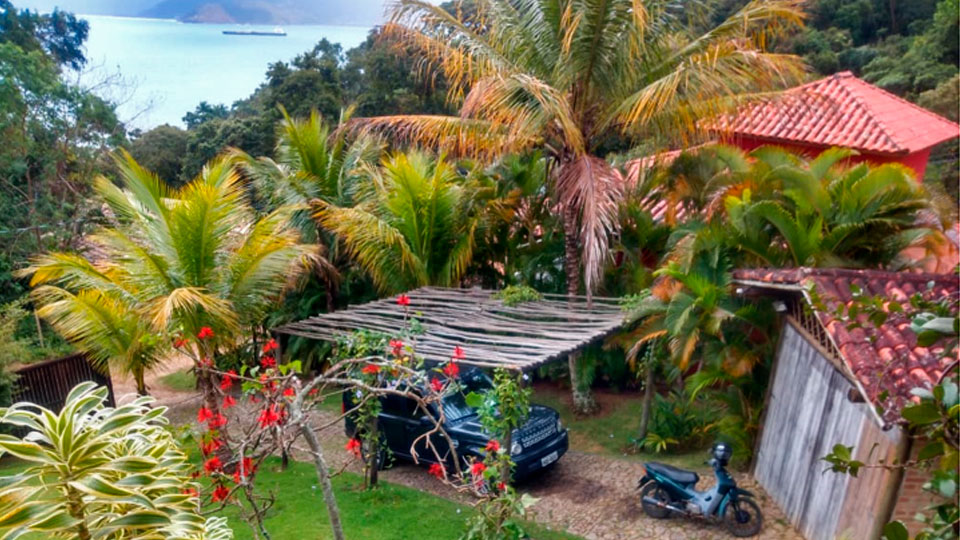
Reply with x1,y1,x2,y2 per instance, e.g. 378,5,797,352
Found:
150,382,802,540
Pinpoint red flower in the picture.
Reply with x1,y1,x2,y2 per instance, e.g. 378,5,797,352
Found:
197,326,214,339
197,407,214,424
233,457,256,484
173,338,187,348
470,462,486,477
452,346,465,360
389,339,404,356
260,355,276,369
190,470,201,479
204,456,222,474
396,294,410,306
182,487,199,497
428,463,445,479
485,440,500,453
361,364,380,375
262,338,279,353
345,438,362,458
199,357,213,368
258,405,281,428
222,395,237,409
497,482,506,492
212,484,230,502
308,387,319,396
201,438,222,456
443,361,459,379
208,413,227,430
430,377,444,392
283,387,295,398
220,370,236,391
258,373,277,392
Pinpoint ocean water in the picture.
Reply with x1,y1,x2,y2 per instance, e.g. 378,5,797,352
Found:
81,15,371,129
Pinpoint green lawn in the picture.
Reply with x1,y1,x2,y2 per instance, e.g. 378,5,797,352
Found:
530,382,706,470
0,456,578,540
159,368,197,391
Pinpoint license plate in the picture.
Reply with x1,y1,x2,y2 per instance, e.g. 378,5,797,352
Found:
540,451,558,468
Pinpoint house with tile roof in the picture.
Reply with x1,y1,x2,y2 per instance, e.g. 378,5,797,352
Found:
709,71,959,181
732,267,958,540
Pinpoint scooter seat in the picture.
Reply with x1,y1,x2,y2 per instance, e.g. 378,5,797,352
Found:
645,462,699,485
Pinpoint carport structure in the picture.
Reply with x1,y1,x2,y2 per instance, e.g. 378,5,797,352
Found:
273,286,627,371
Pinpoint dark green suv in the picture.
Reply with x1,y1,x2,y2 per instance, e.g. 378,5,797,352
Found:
344,367,568,481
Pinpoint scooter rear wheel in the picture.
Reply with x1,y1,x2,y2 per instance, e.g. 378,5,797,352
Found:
639,483,672,519
723,498,763,537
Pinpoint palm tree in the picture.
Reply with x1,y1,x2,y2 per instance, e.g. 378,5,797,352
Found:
232,107,382,309
22,151,315,412
355,0,806,299
314,151,489,293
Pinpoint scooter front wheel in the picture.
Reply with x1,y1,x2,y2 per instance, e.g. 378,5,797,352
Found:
639,482,672,519
723,498,763,537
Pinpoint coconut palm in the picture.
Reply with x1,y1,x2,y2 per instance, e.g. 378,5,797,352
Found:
232,107,382,310
355,0,806,299
314,151,489,293
22,151,315,411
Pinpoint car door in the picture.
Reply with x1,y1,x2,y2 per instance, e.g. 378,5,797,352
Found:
379,393,421,459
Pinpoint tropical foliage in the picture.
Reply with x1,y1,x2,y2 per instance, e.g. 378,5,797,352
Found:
20,152,315,396
641,145,944,270
314,151,489,293
357,0,807,298
0,382,232,539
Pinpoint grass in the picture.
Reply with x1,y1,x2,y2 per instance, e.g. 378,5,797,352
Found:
530,382,707,470
159,369,196,391
0,456,579,540
226,458,578,540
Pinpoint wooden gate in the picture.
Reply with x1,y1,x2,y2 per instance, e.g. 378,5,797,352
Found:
11,353,115,412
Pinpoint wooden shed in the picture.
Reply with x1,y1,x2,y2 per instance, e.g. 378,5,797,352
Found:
733,268,958,540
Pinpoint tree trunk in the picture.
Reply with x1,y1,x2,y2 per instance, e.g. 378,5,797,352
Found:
301,422,346,540
562,205,597,414
637,363,654,442
367,417,379,488
134,366,148,396
567,352,597,415
562,205,581,297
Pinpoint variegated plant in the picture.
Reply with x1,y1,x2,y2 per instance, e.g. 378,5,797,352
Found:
0,382,233,539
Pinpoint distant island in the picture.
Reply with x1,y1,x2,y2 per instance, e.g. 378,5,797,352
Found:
17,0,387,25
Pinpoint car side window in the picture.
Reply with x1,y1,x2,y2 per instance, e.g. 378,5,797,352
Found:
381,393,418,419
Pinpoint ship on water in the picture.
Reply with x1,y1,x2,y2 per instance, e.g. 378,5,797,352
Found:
223,27,286,37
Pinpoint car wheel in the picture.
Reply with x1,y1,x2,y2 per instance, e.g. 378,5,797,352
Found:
639,482,672,519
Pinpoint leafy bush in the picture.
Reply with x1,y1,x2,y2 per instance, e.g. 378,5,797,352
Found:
638,389,717,453
492,285,543,307
0,382,232,539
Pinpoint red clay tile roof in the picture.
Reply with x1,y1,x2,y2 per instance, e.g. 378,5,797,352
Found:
711,72,960,156
733,267,959,423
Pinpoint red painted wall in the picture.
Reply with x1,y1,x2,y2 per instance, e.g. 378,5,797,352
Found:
728,136,932,181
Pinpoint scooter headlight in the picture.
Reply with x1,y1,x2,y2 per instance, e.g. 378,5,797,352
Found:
510,440,523,456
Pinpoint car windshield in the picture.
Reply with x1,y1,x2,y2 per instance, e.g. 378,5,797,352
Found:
440,369,492,422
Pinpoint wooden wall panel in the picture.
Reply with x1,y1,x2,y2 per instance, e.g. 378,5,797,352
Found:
755,325,892,540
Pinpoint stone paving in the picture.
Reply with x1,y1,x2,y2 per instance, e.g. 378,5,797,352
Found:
300,408,804,540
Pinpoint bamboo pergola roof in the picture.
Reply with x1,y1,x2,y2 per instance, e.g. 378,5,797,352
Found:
274,287,627,371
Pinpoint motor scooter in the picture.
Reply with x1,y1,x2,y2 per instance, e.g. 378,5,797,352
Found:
638,442,763,537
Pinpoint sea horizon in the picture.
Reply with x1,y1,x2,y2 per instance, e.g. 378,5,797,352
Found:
79,15,372,130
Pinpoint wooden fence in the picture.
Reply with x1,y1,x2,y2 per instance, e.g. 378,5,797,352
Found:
12,353,115,412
